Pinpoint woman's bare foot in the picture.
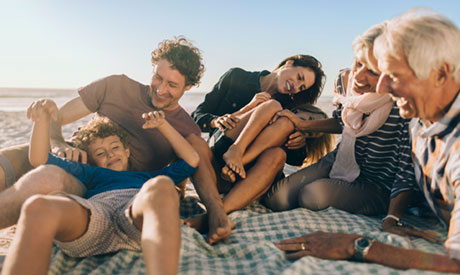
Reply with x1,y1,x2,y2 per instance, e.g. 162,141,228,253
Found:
221,165,236,183
223,145,246,179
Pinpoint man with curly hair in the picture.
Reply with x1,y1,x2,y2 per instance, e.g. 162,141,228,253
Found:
0,36,234,244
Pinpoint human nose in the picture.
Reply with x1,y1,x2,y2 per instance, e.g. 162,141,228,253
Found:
355,66,367,81
376,74,391,94
156,81,168,96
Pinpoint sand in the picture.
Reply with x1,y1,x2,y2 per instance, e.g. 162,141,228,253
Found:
0,100,336,259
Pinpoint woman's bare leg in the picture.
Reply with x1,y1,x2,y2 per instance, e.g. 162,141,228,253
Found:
1,195,89,275
223,100,282,178
222,147,286,213
241,117,295,165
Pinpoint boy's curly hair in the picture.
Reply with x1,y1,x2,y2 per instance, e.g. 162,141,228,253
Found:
72,115,129,152
151,36,205,87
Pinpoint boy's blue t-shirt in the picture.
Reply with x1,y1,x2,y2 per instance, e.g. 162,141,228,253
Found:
46,153,197,198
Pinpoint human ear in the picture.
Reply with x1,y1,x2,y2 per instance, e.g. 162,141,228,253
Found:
435,63,449,87
184,84,193,92
125,147,130,158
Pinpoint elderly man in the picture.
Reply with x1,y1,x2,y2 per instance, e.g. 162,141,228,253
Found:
276,8,460,273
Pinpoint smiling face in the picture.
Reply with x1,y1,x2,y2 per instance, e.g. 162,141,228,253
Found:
350,48,380,94
150,59,192,111
376,50,443,121
275,60,316,95
87,135,130,171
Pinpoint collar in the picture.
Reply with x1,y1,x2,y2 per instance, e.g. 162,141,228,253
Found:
419,92,460,138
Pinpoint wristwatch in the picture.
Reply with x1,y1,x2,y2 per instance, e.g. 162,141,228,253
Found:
353,237,375,261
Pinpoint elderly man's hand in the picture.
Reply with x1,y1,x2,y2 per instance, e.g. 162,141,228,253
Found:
275,231,359,260
382,219,442,243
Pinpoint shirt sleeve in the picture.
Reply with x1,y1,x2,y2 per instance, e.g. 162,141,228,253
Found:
445,145,460,259
152,159,197,185
191,69,234,133
45,153,96,189
390,118,419,198
77,75,124,112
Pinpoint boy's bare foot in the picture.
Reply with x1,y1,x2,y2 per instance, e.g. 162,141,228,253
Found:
221,165,236,183
184,209,234,245
222,145,246,179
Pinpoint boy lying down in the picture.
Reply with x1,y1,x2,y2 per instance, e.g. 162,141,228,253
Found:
1,99,199,275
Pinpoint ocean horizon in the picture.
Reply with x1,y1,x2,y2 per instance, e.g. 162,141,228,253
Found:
0,87,333,113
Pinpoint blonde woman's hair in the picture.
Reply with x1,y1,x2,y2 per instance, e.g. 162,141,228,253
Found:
292,103,336,167
352,21,388,73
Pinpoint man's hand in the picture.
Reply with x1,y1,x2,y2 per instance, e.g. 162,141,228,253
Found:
142,110,166,129
211,114,240,131
275,231,359,260
382,218,442,243
285,131,307,150
27,99,58,122
51,141,88,163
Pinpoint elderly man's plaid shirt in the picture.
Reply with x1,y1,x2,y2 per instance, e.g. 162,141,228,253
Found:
411,92,460,259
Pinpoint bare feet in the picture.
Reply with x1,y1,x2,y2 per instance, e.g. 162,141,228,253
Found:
184,209,235,245
222,145,246,179
221,165,236,183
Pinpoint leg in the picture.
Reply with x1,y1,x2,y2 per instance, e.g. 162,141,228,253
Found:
241,117,295,165
0,144,32,191
263,151,335,211
1,194,89,275
298,178,390,215
223,100,282,178
0,165,84,229
186,134,234,244
130,176,180,275
221,147,286,214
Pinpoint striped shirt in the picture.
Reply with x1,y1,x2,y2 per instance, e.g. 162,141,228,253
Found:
334,105,418,198
411,92,460,260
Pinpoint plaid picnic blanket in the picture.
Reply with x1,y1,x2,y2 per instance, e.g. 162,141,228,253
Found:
45,193,449,275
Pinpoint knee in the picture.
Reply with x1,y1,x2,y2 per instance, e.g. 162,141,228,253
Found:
298,180,331,211
137,176,179,209
260,99,282,114
273,117,295,132
17,165,71,194
261,148,286,170
21,194,59,224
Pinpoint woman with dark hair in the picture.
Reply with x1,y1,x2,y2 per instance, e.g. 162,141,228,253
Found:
191,54,332,180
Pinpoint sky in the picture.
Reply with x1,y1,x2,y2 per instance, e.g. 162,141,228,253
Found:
1,0,459,97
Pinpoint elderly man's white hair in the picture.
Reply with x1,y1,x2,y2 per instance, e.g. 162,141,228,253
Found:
374,7,460,82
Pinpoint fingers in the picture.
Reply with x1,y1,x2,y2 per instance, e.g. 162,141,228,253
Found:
216,114,239,131
285,251,310,260
142,111,165,129
285,132,306,150
275,241,307,252
27,99,58,122
52,146,87,163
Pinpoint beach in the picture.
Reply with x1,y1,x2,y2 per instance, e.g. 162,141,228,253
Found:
0,91,335,259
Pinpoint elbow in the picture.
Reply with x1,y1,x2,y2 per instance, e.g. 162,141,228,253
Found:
29,158,46,168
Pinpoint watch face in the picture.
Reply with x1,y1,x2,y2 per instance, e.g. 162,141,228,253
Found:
357,238,370,247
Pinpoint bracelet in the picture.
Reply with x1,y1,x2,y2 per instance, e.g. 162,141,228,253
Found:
382,214,403,226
